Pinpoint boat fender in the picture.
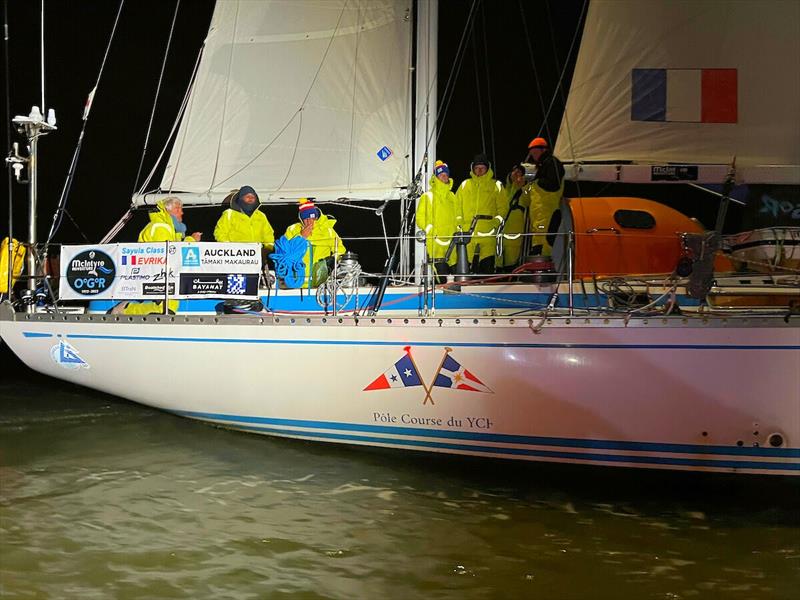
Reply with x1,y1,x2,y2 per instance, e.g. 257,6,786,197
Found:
270,236,309,288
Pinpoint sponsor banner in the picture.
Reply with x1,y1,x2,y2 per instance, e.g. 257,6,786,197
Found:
60,243,171,300
178,273,259,298
167,243,261,298
61,246,118,298
116,243,173,299
59,243,261,300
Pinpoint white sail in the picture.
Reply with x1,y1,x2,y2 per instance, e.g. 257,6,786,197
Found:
144,0,413,206
555,0,800,184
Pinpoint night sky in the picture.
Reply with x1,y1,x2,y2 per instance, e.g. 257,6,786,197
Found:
3,0,759,273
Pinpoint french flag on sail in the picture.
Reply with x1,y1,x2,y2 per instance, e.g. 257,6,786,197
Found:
363,348,423,390
433,354,491,393
631,68,737,123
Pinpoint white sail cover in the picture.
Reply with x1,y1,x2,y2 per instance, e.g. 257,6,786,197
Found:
555,0,800,184
151,0,413,205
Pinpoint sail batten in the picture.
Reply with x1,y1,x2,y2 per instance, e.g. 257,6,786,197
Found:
555,0,800,184
151,0,413,207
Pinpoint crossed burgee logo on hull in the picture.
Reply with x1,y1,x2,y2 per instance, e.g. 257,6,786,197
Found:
363,346,491,404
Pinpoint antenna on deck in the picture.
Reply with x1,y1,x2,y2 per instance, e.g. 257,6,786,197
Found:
6,106,57,311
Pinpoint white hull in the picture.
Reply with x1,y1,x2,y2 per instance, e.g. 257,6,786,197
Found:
2,308,798,476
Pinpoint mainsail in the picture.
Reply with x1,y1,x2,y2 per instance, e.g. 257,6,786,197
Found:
136,0,414,206
554,0,800,184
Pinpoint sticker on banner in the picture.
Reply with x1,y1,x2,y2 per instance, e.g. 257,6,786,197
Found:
65,249,116,296
181,246,201,267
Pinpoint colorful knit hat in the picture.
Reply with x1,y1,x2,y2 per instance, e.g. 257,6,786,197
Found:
433,160,449,178
298,198,321,220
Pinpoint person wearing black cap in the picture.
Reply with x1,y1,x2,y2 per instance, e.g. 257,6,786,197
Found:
454,153,504,274
526,138,564,255
214,185,275,252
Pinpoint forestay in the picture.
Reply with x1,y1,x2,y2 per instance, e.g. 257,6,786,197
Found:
137,0,413,207
555,0,800,184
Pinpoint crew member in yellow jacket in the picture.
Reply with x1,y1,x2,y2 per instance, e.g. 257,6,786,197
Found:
454,153,504,274
121,196,200,315
526,137,564,256
138,196,202,243
416,160,458,281
213,185,275,252
282,199,345,287
498,164,531,270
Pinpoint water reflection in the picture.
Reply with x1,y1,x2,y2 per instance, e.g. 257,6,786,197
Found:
1,365,798,599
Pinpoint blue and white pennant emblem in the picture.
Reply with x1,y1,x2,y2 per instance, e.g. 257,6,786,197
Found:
50,340,90,370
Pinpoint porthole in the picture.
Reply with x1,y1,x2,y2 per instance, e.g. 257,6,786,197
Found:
613,209,655,229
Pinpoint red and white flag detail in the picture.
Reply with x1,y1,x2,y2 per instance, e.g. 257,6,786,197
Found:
363,347,423,391
433,353,492,393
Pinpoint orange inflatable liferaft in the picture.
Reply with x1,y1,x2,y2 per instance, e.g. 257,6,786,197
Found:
567,197,730,277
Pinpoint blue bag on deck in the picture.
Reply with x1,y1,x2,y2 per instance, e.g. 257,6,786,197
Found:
270,235,309,289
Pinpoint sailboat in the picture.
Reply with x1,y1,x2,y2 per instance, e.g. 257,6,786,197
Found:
2,0,798,476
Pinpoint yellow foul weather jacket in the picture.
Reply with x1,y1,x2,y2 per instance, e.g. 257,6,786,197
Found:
528,179,563,256
138,201,195,243
416,175,458,264
283,214,346,285
214,204,275,252
127,200,193,315
455,168,504,261
498,180,531,268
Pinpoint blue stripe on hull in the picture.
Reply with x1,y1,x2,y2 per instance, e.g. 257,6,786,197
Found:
197,421,799,473
59,332,799,351
173,411,800,464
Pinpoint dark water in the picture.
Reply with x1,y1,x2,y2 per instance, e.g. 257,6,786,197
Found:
1,354,798,599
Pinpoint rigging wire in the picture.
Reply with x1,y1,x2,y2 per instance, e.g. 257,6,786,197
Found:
539,0,588,197
163,42,204,195
4,0,14,298
132,0,180,197
541,0,587,157
480,0,495,164
472,32,485,155
40,0,44,112
136,40,203,197
213,0,349,191
346,2,363,192
44,0,125,252
432,0,480,148
410,0,437,179
517,0,551,142
543,0,570,112
207,0,240,190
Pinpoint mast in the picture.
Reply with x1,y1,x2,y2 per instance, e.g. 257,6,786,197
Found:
412,0,437,281
7,107,56,311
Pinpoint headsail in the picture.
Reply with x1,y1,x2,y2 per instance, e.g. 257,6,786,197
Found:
554,0,800,184
136,0,413,206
